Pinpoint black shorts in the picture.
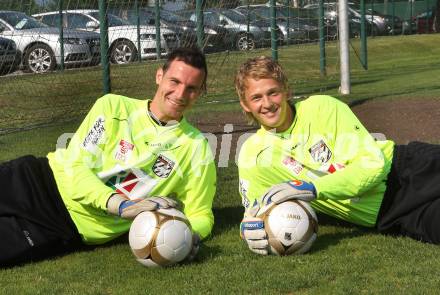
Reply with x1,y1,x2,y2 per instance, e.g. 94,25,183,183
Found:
0,155,83,267
377,141,440,244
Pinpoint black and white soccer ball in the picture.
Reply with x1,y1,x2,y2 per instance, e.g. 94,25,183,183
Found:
262,200,318,255
129,208,193,267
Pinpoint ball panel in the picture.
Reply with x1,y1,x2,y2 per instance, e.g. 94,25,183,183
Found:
263,200,318,256
129,211,159,253
136,258,160,267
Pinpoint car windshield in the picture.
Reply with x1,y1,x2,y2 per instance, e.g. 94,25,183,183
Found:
221,10,246,23
90,12,130,26
161,10,187,22
0,11,47,30
236,9,265,22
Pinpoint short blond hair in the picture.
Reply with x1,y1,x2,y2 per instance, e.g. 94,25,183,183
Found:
234,56,289,123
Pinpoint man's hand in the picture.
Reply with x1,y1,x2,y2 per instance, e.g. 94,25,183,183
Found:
107,194,178,219
259,180,316,215
185,233,201,262
240,200,269,255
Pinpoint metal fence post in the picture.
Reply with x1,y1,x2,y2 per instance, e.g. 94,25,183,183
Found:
360,0,368,70
98,0,111,94
318,0,326,76
135,0,141,62
196,0,204,51
339,0,351,94
285,0,290,45
58,0,64,71
426,0,430,33
270,0,278,61
155,0,161,60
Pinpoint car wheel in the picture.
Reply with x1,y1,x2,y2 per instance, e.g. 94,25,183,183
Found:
111,40,137,64
236,33,255,51
24,44,56,74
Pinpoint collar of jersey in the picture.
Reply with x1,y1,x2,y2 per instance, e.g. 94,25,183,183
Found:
145,100,186,132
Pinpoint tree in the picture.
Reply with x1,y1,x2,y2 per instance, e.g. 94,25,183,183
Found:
0,0,38,14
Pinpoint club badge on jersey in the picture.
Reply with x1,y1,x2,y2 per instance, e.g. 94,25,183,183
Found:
152,154,175,178
309,139,332,164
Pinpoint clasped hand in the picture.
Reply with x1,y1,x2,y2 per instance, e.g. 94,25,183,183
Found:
240,180,316,255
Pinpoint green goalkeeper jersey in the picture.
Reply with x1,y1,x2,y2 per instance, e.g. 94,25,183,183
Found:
238,95,395,227
47,94,216,244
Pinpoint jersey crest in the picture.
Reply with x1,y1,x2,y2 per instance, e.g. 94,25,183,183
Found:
152,154,175,178
309,139,332,164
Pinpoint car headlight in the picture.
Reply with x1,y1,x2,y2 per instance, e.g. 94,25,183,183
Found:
204,28,217,35
140,34,156,40
63,38,85,45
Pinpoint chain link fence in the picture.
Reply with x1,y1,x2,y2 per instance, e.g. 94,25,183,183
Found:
0,0,438,134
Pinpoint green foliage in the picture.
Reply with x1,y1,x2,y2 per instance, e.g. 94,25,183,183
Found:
0,0,38,14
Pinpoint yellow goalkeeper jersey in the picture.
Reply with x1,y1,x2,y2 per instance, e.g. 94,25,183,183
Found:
48,94,216,244
238,95,395,227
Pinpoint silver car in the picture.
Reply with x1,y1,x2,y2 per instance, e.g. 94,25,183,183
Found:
0,11,100,74
34,10,180,64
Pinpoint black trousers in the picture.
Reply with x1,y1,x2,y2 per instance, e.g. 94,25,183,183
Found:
0,155,83,267
377,141,440,244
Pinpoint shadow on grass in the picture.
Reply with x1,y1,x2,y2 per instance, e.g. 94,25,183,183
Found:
212,206,243,236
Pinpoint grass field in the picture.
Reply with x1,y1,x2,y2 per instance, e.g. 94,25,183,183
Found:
1,34,440,294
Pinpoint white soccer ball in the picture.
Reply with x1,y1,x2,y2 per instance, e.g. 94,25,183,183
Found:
263,200,318,255
129,208,193,267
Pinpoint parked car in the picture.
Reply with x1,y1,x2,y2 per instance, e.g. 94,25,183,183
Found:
414,8,436,34
0,11,100,74
111,8,228,52
178,8,282,51
34,10,179,64
303,3,372,38
235,5,321,44
357,8,403,35
0,36,20,74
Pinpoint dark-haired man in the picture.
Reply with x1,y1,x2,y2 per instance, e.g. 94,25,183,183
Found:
0,47,216,266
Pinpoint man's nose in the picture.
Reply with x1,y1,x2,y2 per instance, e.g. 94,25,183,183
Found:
262,95,272,108
174,84,187,99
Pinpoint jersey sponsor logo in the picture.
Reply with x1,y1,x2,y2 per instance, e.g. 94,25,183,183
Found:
309,139,332,164
115,139,135,162
152,154,175,178
104,168,158,200
290,179,303,186
282,156,304,175
82,116,105,152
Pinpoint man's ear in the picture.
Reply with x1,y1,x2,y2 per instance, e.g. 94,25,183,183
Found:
156,68,164,85
239,99,251,113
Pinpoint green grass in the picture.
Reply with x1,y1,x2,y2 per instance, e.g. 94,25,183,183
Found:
1,34,440,294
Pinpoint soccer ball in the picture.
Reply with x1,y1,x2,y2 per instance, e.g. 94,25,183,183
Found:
129,208,193,267
262,200,318,255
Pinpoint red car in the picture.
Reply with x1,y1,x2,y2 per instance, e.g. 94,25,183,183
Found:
414,8,436,34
